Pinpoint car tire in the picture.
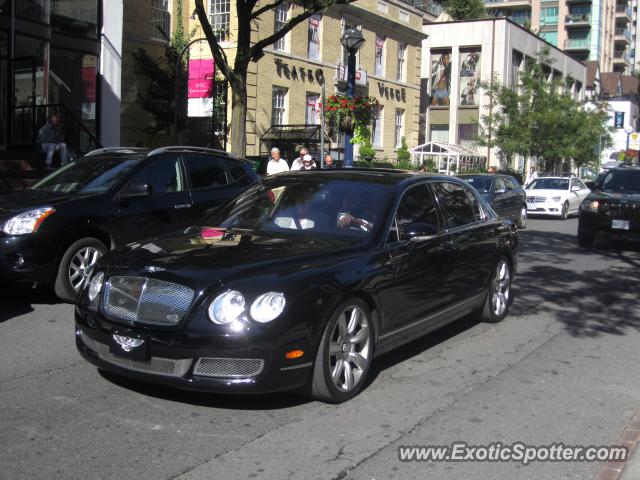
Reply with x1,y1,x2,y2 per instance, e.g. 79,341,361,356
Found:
310,298,374,403
560,201,569,220
54,237,107,303
577,229,595,248
517,205,527,229
479,257,513,324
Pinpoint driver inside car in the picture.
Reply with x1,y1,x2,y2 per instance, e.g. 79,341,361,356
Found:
337,189,375,232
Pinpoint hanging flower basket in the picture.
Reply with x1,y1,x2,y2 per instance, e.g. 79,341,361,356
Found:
323,95,380,145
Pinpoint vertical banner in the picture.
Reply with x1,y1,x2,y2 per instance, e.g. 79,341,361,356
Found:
459,51,481,106
188,58,215,117
614,111,625,129
430,52,451,106
308,14,321,60
375,35,384,76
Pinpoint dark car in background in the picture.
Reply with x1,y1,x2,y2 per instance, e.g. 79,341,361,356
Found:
0,146,259,301
75,170,518,403
578,167,640,247
459,174,527,228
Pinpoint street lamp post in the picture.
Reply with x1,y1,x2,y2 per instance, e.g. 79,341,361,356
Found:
340,28,365,168
624,125,634,152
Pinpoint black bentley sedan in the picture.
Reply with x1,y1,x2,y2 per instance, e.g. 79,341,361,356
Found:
75,170,518,403
459,174,527,228
0,146,258,301
578,167,640,247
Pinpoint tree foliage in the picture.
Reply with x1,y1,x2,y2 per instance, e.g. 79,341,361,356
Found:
193,0,357,156
442,0,486,20
132,0,194,136
478,49,612,173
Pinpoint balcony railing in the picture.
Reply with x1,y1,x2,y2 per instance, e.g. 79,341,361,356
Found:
400,0,444,15
564,37,590,49
614,5,633,17
565,13,591,24
614,28,633,42
614,50,632,63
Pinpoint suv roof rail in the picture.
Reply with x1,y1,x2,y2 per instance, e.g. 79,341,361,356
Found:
85,147,149,157
148,145,237,159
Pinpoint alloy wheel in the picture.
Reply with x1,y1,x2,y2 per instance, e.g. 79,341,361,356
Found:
68,246,102,291
491,260,511,317
328,305,372,392
519,206,527,228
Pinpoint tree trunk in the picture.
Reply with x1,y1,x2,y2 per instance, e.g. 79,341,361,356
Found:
229,76,247,157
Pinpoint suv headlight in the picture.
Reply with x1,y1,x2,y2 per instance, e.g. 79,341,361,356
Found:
581,199,599,212
87,272,104,302
250,292,286,323
2,207,55,235
208,290,245,325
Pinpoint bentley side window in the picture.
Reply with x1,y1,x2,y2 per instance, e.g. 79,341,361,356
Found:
393,184,440,242
431,181,482,229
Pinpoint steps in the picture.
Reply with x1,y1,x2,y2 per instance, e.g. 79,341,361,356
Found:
0,150,48,194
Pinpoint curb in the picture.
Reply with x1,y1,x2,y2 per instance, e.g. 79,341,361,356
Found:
595,408,640,480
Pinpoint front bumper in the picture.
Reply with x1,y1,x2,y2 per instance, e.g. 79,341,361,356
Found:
579,211,640,242
75,307,315,394
0,234,56,283
526,201,563,216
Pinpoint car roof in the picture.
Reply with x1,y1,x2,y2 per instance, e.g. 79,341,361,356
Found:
271,169,465,186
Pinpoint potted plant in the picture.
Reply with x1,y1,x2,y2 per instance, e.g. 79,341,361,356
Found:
323,95,380,146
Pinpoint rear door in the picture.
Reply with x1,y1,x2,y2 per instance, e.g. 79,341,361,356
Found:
115,155,192,245
430,180,497,302
501,176,522,220
491,177,509,218
183,154,248,223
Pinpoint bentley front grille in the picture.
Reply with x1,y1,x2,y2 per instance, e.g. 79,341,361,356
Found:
103,276,195,326
95,343,192,377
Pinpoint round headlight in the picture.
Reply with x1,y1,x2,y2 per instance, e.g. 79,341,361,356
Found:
208,290,245,325
250,292,286,323
581,199,599,212
88,272,104,302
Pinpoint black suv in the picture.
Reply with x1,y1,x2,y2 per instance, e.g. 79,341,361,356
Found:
0,146,259,301
578,167,640,247
459,174,528,228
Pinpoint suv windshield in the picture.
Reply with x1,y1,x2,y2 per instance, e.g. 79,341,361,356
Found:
460,176,493,193
601,169,640,193
203,178,392,239
31,157,141,194
528,178,569,190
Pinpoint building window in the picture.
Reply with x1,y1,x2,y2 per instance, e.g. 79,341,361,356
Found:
272,87,287,125
377,1,388,13
511,50,523,89
210,0,231,41
539,31,558,46
151,0,170,40
540,6,558,26
399,9,410,23
397,43,406,82
430,125,449,143
306,93,320,125
394,109,404,148
375,35,385,77
372,106,383,147
274,2,289,51
308,14,321,60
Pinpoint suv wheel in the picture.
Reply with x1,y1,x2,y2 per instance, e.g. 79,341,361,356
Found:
517,205,527,229
54,237,107,303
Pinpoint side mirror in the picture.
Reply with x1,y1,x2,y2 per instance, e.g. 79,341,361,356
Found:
119,183,151,199
585,181,596,191
401,222,438,241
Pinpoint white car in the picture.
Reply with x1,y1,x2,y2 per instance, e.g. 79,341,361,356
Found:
525,176,591,219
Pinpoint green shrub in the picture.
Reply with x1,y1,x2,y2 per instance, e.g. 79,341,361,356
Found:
359,141,376,162
496,167,524,185
397,137,411,163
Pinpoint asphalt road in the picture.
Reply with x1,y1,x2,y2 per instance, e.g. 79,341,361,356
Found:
1,218,640,480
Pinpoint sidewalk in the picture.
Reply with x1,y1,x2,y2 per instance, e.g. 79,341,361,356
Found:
620,438,640,480
597,408,640,480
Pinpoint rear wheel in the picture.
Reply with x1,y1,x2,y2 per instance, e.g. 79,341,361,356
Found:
517,205,527,229
480,257,513,323
54,237,106,303
310,298,374,403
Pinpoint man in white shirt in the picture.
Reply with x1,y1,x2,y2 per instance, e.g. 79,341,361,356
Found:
291,147,317,170
266,147,290,175
525,167,538,187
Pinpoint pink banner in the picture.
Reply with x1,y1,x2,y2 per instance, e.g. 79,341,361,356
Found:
188,59,215,99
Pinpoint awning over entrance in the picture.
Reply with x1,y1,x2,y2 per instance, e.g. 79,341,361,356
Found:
260,124,331,145
409,142,486,175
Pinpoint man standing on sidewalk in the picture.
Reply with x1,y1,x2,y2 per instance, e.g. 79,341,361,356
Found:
266,147,290,175
37,114,68,169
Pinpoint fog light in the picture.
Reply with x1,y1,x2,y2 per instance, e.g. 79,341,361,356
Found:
285,350,304,359
15,254,25,268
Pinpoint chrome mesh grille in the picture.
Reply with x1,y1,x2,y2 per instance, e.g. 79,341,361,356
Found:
95,343,192,377
600,201,640,219
193,357,264,378
103,276,194,326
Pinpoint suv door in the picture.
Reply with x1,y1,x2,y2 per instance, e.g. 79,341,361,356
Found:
385,182,455,332
183,154,247,222
114,155,192,244
430,180,497,301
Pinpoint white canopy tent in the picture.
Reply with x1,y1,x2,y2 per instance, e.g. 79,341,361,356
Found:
409,142,487,175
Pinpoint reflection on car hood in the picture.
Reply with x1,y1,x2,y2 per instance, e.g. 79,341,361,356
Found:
0,189,95,216
524,189,568,198
588,191,640,202
103,228,360,284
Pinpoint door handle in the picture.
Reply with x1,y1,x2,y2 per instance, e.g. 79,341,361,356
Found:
174,203,192,209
